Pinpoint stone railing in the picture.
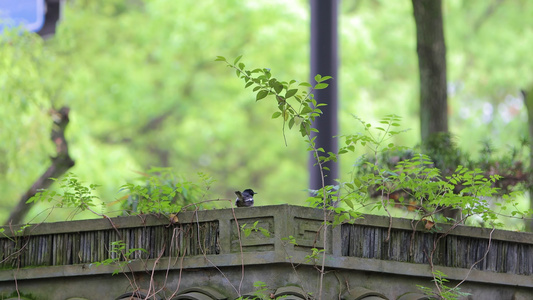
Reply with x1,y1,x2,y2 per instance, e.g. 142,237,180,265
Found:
0,205,531,299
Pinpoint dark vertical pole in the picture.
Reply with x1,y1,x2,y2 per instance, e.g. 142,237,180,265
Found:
309,0,339,193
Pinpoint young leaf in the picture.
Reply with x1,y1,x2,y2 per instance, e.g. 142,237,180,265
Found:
315,83,329,89
234,55,243,65
272,112,282,119
214,56,227,62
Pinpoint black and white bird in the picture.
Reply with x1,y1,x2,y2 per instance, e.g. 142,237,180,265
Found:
235,189,257,207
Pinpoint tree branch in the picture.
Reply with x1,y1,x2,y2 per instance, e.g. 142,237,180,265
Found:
5,106,75,225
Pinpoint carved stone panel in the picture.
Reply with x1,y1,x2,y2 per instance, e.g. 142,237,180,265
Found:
230,217,275,253
293,217,330,253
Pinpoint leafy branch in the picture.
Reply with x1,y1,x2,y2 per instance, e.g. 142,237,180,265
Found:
216,55,329,146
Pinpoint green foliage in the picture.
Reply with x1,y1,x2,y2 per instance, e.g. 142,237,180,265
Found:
234,281,274,300
221,57,528,300
27,173,100,217
417,270,470,300
304,247,325,264
216,55,329,144
251,281,270,300
2,291,38,300
1,2,532,299
119,168,214,214
282,235,297,246
93,240,148,275
241,220,270,238
1,0,314,223
2,1,533,225
0,31,57,221
221,56,529,230
0,224,31,243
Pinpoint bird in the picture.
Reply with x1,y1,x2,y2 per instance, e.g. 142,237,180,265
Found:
235,189,257,207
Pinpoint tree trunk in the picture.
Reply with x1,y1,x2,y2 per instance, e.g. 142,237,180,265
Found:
412,0,448,142
521,89,533,232
5,107,75,225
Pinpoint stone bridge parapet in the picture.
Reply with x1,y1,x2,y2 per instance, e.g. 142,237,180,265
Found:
0,205,532,299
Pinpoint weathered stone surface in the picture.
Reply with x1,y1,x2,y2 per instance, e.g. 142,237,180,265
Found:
0,205,531,299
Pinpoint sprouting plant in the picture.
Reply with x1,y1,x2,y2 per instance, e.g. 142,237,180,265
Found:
119,168,214,215
417,270,471,300
241,221,270,238
304,247,325,264
26,172,100,217
93,240,148,276
0,224,31,242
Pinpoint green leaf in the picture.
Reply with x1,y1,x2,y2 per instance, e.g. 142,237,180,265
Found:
314,74,322,82
288,117,295,129
285,89,298,99
214,56,227,62
233,55,243,65
344,198,354,209
273,81,283,94
256,90,268,101
301,106,313,114
272,112,282,119
315,83,328,89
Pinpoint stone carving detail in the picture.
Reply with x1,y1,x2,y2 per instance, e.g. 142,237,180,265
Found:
294,217,329,252
230,217,275,252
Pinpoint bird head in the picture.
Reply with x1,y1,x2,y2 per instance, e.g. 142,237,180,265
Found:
242,189,257,196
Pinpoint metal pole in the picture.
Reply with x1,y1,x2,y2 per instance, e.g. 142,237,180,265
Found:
309,0,339,194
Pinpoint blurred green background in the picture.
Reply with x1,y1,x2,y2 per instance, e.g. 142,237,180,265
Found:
1,0,532,223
